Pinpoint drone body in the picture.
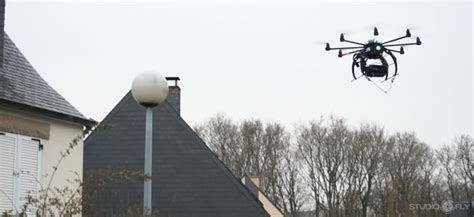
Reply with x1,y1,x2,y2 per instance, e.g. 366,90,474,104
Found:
325,27,421,91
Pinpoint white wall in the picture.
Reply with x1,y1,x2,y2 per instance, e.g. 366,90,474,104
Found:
0,107,84,192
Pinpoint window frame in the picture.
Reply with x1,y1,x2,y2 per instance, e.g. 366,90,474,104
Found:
0,131,41,214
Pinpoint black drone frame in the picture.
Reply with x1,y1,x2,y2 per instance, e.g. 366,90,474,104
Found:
325,27,421,57
324,27,422,92
328,28,421,78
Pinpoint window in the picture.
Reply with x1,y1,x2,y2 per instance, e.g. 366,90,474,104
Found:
0,132,41,215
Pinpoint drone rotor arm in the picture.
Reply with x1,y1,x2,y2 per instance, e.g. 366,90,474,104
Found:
385,48,402,54
326,46,364,51
384,42,419,47
341,49,363,56
382,29,412,44
382,35,410,45
342,39,365,46
384,37,421,47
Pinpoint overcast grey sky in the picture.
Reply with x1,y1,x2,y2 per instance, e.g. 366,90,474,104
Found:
5,1,472,146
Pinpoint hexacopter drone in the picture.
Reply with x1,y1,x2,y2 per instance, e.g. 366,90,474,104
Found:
325,27,421,92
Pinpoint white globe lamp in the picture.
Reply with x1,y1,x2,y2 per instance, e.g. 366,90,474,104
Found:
131,71,169,107
131,71,168,216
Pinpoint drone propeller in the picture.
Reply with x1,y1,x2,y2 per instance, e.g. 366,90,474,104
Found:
385,36,422,47
325,28,421,58
324,38,364,52
387,42,423,55
315,41,330,47
370,27,380,42
374,27,379,36
338,33,365,46
315,39,330,44
316,41,332,51
406,26,421,31
406,29,412,37
383,26,422,46
339,31,354,36
385,47,405,55
338,49,363,58
361,26,377,31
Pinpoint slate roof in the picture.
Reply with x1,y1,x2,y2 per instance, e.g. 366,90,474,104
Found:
0,0,5,66
83,92,270,217
0,33,94,126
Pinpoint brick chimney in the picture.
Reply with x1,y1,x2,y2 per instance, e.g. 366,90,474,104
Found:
166,77,180,115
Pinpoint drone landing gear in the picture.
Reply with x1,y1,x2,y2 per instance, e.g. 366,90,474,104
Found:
368,77,396,94
351,72,397,93
351,53,398,93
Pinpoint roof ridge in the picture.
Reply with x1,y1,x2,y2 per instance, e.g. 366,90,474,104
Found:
84,89,131,143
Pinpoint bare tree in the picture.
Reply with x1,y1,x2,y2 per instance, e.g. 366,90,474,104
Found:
437,145,459,201
296,119,324,217
436,135,474,204
197,114,470,217
412,147,441,217
351,124,388,217
384,132,432,217
277,149,305,217
297,117,351,217
195,114,290,212
240,119,265,177
372,165,392,217
261,123,290,206
194,114,243,175
454,135,474,201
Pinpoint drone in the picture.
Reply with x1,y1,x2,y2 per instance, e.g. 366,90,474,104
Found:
325,27,421,92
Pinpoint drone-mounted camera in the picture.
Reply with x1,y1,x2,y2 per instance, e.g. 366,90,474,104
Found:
324,27,422,92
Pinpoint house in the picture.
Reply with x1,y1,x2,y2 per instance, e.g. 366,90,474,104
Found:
83,79,270,217
0,32,95,214
241,176,284,217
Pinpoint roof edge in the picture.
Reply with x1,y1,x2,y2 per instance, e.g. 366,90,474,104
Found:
163,103,271,217
241,175,285,215
0,98,97,127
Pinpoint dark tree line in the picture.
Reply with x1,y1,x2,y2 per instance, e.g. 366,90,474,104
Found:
195,114,473,217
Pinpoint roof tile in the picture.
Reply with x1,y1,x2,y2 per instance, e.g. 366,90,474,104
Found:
84,92,270,217
0,33,89,123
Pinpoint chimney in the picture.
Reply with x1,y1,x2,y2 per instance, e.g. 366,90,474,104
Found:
166,77,181,115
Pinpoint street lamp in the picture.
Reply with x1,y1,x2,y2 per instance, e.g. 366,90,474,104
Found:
131,71,169,216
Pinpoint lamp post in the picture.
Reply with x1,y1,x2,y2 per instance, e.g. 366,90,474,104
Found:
131,71,169,216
